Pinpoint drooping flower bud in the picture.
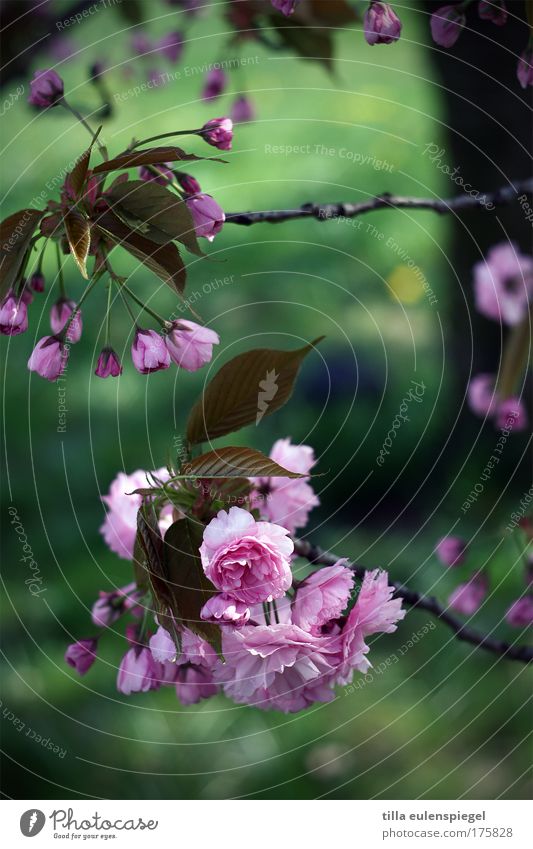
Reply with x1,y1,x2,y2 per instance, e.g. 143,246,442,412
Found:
202,68,226,101
176,172,202,195
505,597,533,628
448,572,488,615
0,289,29,335
364,2,402,46
231,95,255,123
28,69,64,108
95,347,123,378
157,31,184,62
201,117,233,150
430,5,466,48
436,536,467,567
117,647,160,694
165,319,220,370
28,335,69,381
517,45,533,89
467,373,498,418
50,298,82,343
131,327,170,374
478,0,507,25
65,639,98,675
186,193,225,241
30,271,45,293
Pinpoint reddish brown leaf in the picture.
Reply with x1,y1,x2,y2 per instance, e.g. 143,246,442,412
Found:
0,208,43,299
64,211,90,279
92,146,224,175
183,446,304,479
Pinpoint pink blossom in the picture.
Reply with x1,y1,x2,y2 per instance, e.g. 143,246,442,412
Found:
364,2,402,46
176,666,218,704
202,68,226,101
252,438,319,534
473,242,533,325
177,172,201,195
91,583,138,628
131,327,170,374
95,347,122,378
157,31,184,62
448,572,488,615
478,0,507,25
271,0,299,15
505,597,533,628
201,117,233,150
200,506,293,604
100,467,171,560
178,627,220,671
218,624,340,712
149,626,178,662
28,69,64,108
467,373,497,418
292,561,354,634
231,95,255,123
164,319,219,371
200,594,250,626
65,639,97,675
436,536,467,567
131,33,152,55
186,193,225,241
50,298,82,343
117,647,161,694
430,5,466,48
27,335,69,381
337,569,405,685
0,290,29,335
517,46,533,89
496,397,528,432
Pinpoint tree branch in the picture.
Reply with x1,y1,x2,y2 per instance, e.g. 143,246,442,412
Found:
226,178,533,226
294,538,533,665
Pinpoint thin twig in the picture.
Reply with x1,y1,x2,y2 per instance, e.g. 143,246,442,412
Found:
294,538,533,665
226,178,533,226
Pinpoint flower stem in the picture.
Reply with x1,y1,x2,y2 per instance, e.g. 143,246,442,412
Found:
131,129,199,150
56,242,66,298
121,283,169,328
60,99,108,160
104,280,113,346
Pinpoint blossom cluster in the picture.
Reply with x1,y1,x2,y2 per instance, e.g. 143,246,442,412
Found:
65,440,406,713
436,535,533,626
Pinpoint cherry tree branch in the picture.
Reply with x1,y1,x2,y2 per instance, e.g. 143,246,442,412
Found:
226,178,533,226
294,539,533,665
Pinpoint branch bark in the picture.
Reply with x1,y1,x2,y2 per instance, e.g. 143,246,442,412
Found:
226,178,533,227
294,538,533,665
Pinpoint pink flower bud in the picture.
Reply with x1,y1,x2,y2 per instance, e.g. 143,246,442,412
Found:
117,647,160,694
517,46,533,89
496,398,528,432
430,5,465,48
175,666,217,705
165,319,219,371
186,193,225,241
448,573,488,615
478,1,507,25
231,95,255,123
177,172,202,195
131,32,152,56
95,347,123,378
28,68,64,108
0,289,29,335
201,117,233,150
30,271,45,293
364,2,402,46
138,163,173,185
271,0,299,15
157,31,184,62
467,373,497,418
200,594,251,626
131,327,170,374
28,335,69,381
202,68,226,101
50,298,82,343
65,639,97,675
505,597,533,628
436,536,467,567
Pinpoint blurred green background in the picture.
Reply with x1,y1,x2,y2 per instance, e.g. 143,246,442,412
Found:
1,0,531,800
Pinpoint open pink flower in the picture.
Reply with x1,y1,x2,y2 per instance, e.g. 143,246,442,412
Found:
200,506,293,604
448,572,488,615
293,561,354,634
218,624,341,712
117,647,161,694
364,2,402,45
505,597,533,628
436,536,467,567
100,467,171,560
473,242,533,325
165,319,219,371
252,438,319,534
200,594,250,627
131,327,170,374
65,639,98,675
27,335,69,381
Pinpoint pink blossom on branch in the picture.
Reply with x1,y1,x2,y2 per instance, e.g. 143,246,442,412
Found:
27,335,69,381
201,117,233,150
186,193,225,241
252,438,319,534
505,597,533,628
200,593,251,626
95,347,122,378
28,68,64,108
65,639,98,675
473,242,533,325
448,572,488,615
467,373,498,418
436,536,467,567
165,319,219,371
200,506,293,604
117,647,161,694
131,327,170,374
292,561,354,634
364,3,402,46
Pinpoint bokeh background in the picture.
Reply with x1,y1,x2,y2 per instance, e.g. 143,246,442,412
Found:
1,0,532,799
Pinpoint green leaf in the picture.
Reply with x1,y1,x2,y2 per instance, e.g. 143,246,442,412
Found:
107,179,203,256
0,208,43,299
186,338,324,444
95,210,186,293
163,518,221,652
92,146,224,175
183,446,305,478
